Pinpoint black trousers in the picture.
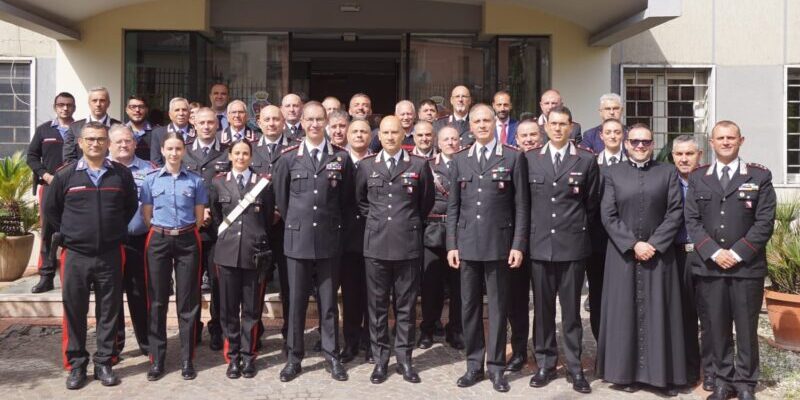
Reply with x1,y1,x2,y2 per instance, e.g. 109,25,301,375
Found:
201,239,222,338
461,260,509,373
37,185,57,277
60,247,122,370
271,223,290,343
420,246,462,337
675,247,710,382
531,259,585,374
217,265,264,363
365,257,419,365
698,276,764,392
341,251,368,349
586,250,605,341
286,257,340,364
507,259,530,357
144,228,201,365
114,233,149,356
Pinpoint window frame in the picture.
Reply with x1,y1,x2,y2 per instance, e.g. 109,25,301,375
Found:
0,57,36,144
785,65,800,185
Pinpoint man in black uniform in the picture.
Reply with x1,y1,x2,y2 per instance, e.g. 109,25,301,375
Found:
252,104,295,350
281,93,305,141
27,91,75,293
272,101,353,382
434,86,473,144
62,87,121,162
125,96,156,161
218,100,258,145
150,97,196,166
184,107,228,350
355,116,434,384
447,103,529,393
44,122,138,389
419,126,463,350
685,120,776,400
527,106,598,394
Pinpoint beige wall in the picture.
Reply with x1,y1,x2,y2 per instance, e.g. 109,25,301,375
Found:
56,0,209,119
483,2,611,127
788,0,800,64
0,20,55,57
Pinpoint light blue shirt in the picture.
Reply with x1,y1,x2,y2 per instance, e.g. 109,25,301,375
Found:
75,157,110,187
113,156,153,235
51,119,70,141
141,166,208,229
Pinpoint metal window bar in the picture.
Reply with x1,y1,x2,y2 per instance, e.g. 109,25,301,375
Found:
786,68,800,179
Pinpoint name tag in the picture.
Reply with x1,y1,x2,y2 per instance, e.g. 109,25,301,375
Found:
326,162,342,171
43,138,59,143
68,186,87,192
738,183,759,191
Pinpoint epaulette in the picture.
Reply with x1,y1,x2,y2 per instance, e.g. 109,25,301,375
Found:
259,173,272,179
213,172,226,179
409,153,428,159
281,144,299,154
55,161,75,173
747,162,769,171
692,163,710,172
531,143,544,151
454,146,470,154
362,153,379,160
502,143,521,152
148,161,158,169
577,145,595,155
146,168,161,175
435,115,450,122
331,143,347,152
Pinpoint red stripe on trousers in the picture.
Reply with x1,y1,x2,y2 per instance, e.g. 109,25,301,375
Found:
36,185,44,270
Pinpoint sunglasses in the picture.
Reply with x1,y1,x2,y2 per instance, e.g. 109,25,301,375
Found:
627,139,653,147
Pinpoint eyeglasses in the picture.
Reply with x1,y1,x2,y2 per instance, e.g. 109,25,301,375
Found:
127,104,147,110
81,137,108,144
627,139,653,147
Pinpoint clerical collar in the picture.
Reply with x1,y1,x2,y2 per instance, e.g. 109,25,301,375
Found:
629,159,651,169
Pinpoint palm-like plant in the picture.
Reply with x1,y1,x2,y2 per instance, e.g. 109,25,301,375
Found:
767,199,800,294
0,152,38,238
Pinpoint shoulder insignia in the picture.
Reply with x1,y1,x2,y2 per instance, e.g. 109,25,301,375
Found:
692,163,710,172
454,147,470,154
259,173,272,179
409,153,428,159
148,161,158,169
146,168,161,175
55,161,75,173
281,144,300,154
331,143,347,152
213,172,226,179
747,162,769,171
531,143,544,150
577,145,595,155
362,153,378,160
502,143,521,151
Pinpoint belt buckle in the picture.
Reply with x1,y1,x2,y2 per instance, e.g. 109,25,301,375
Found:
684,243,694,252
169,229,180,236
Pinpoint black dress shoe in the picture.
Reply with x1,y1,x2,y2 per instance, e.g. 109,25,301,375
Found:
209,333,223,351
279,363,302,382
147,363,165,381
529,367,557,387
417,333,434,349
661,386,679,397
370,364,388,384
226,360,241,379
456,369,485,387
707,386,732,400
66,367,87,390
312,339,322,352
325,359,348,381
566,371,591,393
703,374,716,391
446,333,465,350
181,361,196,380
365,349,375,364
241,360,257,378
339,345,357,364
31,275,55,293
738,388,756,400
488,371,510,393
505,353,527,372
610,383,641,393
396,362,421,383
93,364,120,386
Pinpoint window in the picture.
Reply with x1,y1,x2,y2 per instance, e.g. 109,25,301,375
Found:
497,37,550,119
787,67,800,181
0,59,33,157
622,66,713,161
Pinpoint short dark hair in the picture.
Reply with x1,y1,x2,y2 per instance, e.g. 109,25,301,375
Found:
127,95,147,106
54,92,75,104
601,118,623,130
160,131,185,148
712,120,742,137
548,105,572,123
80,121,109,137
627,123,654,139
228,139,252,154
418,98,436,110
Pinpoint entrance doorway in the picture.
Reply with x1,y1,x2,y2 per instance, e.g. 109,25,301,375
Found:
290,33,401,116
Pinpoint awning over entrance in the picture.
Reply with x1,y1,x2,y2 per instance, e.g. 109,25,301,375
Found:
0,0,680,45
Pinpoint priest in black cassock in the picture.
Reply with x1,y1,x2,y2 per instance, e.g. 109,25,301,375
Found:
596,124,688,396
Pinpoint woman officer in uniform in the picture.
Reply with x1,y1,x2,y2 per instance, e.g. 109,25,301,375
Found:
209,140,274,379
141,131,208,381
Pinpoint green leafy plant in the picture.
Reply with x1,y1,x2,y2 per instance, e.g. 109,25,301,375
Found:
766,199,800,294
0,151,39,238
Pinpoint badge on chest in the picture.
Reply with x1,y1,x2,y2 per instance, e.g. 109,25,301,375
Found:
738,183,758,208
492,167,511,189
326,159,343,188
402,172,419,194
568,172,583,195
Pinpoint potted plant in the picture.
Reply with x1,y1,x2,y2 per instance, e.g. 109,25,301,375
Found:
0,151,39,281
765,198,800,351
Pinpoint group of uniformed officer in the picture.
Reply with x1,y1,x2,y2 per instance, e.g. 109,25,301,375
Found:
28,85,775,400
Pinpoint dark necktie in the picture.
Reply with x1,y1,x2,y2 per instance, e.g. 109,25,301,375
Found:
202,146,209,156
234,131,242,142
267,143,277,154
291,126,298,137
446,160,452,169
237,174,245,192
217,114,224,129
609,155,617,165
479,147,487,169
554,152,562,173
311,149,319,170
388,157,396,175
720,165,731,189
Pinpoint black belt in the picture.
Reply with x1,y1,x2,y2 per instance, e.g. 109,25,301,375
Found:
674,243,694,253
150,225,196,236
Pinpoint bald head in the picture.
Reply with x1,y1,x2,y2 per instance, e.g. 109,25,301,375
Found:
281,93,303,125
379,116,404,155
540,89,563,117
450,85,472,117
258,104,284,139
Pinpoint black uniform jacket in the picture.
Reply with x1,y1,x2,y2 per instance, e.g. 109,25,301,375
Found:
684,161,776,278
525,142,599,262
27,121,65,194
183,139,228,241
355,149,435,261
272,140,354,259
217,126,258,147
210,169,274,269
62,117,121,163
150,123,197,166
251,134,297,175
129,121,155,161
343,151,372,254
446,142,530,261
44,159,138,255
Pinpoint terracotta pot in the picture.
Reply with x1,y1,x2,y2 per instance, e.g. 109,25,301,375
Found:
765,288,800,352
0,234,34,281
